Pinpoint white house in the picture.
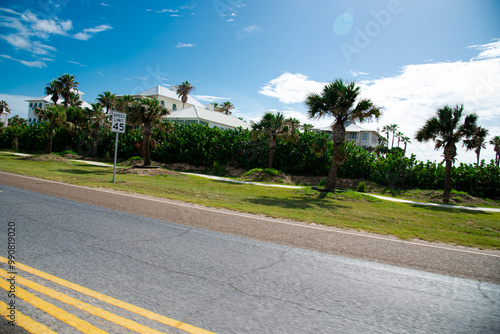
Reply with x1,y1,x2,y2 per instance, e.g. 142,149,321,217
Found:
26,90,91,124
124,85,205,111
313,123,380,148
165,104,250,130
0,109,9,127
120,85,250,130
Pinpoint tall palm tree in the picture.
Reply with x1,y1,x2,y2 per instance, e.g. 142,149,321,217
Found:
175,81,193,109
67,91,83,108
217,101,235,115
389,124,399,149
123,98,170,166
64,105,85,151
35,105,67,154
251,112,288,169
415,104,478,203
115,95,135,113
400,136,411,154
306,79,381,191
0,100,11,114
97,91,116,114
84,103,108,157
381,125,391,147
58,74,79,109
463,126,489,165
396,131,404,148
44,80,61,106
489,135,500,167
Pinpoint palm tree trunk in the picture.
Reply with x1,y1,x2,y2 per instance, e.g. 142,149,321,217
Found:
92,135,98,157
476,148,480,165
46,135,53,154
268,136,276,169
443,159,452,203
324,155,339,191
142,133,151,166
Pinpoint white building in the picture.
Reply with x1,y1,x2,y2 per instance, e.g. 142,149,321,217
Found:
165,104,250,130
313,123,380,148
26,90,91,124
0,109,9,127
121,85,250,130
125,85,205,111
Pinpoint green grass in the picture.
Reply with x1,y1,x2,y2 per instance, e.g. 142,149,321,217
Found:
1,153,499,250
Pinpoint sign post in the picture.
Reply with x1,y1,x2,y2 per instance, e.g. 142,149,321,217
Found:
111,111,126,183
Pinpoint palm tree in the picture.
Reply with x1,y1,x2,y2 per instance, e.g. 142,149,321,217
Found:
306,79,381,191
400,136,411,154
115,95,135,113
97,91,116,114
0,100,11,114
44,80,61,106
84,103,108,156
123,98,170,166
381,125,391,147
463,126,489,165
415,104,478,203
175,81,193,109
489,136,500,167
389,124,399,149
251,112,288,169
67,92,83,108
396,131,404,148
35,105,67,154
217,101,234,115
64,105,85,150
58,74,79,109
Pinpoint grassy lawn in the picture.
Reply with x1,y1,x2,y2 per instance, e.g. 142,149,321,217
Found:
1,153,499,250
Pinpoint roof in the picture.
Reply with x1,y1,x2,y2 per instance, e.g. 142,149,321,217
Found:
313,123,378,133
165,105,250,129
135,85,205,108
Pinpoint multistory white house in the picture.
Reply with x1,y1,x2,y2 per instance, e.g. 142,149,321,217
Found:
313,122,380,149
0,109,9,127
120,85,250,130
26,90,91,124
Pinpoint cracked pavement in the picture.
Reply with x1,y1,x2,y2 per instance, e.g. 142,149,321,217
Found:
1,172,500,333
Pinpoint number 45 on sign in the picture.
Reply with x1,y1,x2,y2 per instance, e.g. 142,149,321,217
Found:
111,111,126,133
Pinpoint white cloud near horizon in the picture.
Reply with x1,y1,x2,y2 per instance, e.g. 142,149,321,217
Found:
259,72,327,104
259,40,500,164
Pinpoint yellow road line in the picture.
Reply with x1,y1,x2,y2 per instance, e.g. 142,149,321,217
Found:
0,300,58,334
0,269,167,334
0,257,216,334
0,277,107,334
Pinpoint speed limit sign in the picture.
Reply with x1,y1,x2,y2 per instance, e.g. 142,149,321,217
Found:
111,111,127,133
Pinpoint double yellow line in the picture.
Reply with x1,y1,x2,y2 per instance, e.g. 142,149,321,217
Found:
0,256,215,334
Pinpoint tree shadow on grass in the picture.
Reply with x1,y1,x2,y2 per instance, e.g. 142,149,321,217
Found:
244,194,349,211
409,204,494,215
55,168,110,175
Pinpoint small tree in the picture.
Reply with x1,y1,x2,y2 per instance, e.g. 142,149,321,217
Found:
35,105,67,154
124,98,170,166
463,126,489,165
216,101,235,115
251,112,289,169
415,104,478,203
84,103,108,156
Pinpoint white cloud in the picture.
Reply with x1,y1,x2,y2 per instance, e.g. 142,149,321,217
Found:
157,9,178,13
259,72,327,104
97,71,104,76
237,25,261,38
67,60,86,67
175,42,195,48
72,24,112,40
470,39,500,60
101,3,110,6
193,95,231,103
0,54,46,68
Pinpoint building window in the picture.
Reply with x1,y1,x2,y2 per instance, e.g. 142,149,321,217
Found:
349,133,357,140
363,133,368,141
160,100,165,106
29,103,33,108
172,104,177,111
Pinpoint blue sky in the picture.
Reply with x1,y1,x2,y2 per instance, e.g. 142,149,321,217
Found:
1,0,499,164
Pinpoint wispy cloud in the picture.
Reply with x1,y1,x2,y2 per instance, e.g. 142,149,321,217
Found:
67,60,87,67
101,3,110,7
193,95,231,103
237,25,261,38
0,54,46,68
157,9,178,13
97,71,104,76
259,72,327,104
175,42,195,48
72,24,113,40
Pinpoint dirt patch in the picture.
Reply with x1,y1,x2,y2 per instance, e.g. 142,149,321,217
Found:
393,190,499,207
61,153,83,159
22,154,70,163
119,166,185,177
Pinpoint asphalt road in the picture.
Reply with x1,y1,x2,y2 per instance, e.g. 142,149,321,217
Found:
0,172,500,333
